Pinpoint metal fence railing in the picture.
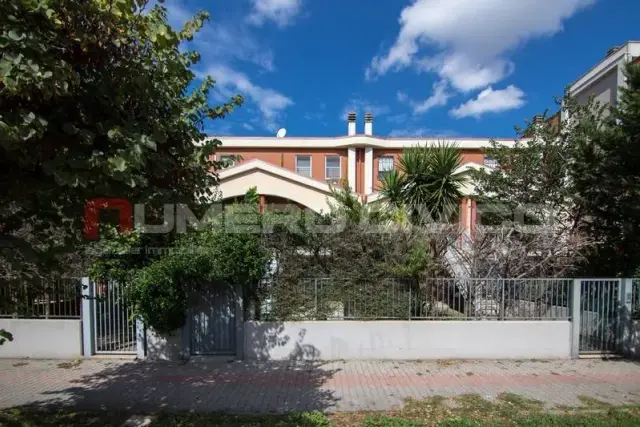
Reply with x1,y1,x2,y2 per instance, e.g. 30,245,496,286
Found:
258,277,572,321
0,278,82,319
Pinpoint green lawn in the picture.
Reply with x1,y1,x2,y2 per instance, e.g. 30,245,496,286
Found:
2,394,640,426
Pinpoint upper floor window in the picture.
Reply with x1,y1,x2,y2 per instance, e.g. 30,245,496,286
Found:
378,156,394,178
483,155,499,169
325,155,341,180
295,155,312,177
219,154,236,167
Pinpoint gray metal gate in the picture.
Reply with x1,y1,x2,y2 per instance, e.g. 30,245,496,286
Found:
578,279,620,354
189,285,236,355
93,280,137,354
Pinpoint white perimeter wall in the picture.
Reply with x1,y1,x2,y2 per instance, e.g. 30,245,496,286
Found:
245,321,571,360
623,320,640,359
0,319,82,359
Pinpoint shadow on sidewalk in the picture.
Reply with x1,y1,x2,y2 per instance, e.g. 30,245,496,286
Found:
13,358,341,415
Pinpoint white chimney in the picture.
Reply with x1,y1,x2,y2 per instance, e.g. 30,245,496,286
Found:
364,112,373,136
347,112,356,136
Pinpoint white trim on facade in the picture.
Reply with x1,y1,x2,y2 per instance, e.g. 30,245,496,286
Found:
209,135,520,149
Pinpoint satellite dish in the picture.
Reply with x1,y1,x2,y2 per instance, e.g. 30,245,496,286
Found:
276,128,287,138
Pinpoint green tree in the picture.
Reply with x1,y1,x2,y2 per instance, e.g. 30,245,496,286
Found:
379,143,464,224
90,202,269,334
572,63,640,276
470,93,607,277
0,0,242,281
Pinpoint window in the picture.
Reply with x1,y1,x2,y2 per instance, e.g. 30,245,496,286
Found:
325,155,341,180
219,154,236,167
295,155,312,177
378,156,394,178
484,155,499,169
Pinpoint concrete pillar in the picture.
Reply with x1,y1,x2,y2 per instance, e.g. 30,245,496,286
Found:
570,279,582,358
364,147,373,194
619,278,633,355
235,283,245,360
81,277,95,358
136,318,145,359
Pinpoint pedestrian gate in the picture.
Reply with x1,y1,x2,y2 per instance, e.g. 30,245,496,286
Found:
93,280,137,354
189,285,236,355
578,279,620,354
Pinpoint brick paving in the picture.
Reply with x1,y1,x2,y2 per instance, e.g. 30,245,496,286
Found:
0,358,639,413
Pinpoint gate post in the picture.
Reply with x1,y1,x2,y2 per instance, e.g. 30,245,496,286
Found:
81,277,95,358
619,279,633,355
135,318,146,359
570,279,582,358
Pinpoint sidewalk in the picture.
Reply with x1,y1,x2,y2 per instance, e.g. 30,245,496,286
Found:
1,358,639,413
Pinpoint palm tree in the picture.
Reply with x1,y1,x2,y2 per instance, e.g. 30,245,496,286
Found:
379,142,465,224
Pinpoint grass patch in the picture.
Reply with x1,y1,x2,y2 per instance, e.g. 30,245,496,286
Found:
577,395,613,409
3,397,640,426
154,411,331,426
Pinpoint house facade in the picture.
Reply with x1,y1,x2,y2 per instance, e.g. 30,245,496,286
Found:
212,113,516,233
565,41,640,119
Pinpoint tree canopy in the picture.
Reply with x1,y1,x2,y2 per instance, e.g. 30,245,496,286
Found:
571,63,640,276
473,63,640,277
0,0,242,279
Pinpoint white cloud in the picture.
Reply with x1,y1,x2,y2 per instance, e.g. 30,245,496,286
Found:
247,0,302,28
205,65,294,131
417,53,515,92
164,2,276,72
450,85,525,118
341,98,390,120
397,91,409,102
366,0,593,91
413,80,452,113
160,2,293,132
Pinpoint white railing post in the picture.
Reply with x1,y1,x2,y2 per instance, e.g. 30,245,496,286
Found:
81,277,95,358
570,279,582,358
619,278,633,355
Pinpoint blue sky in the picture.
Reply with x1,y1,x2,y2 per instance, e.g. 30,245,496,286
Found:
164,0,638,138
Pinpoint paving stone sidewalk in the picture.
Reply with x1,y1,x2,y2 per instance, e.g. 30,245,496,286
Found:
1,358,640,413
